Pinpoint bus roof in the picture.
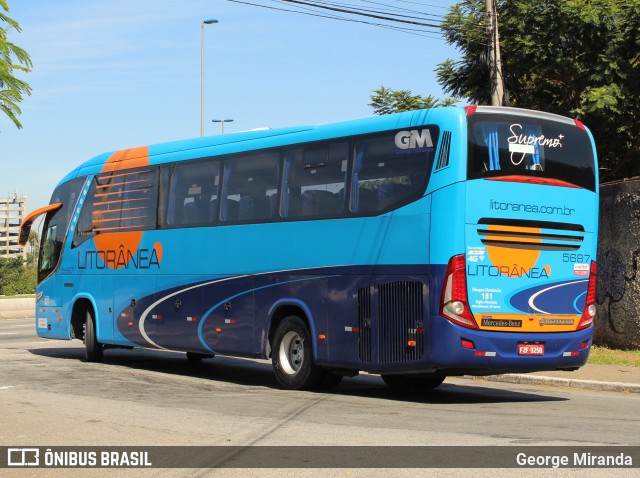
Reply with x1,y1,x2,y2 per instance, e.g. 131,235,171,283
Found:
55,105,583,188
56,108,467,185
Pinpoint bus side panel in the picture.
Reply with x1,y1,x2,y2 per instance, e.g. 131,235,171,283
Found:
253,274,330,362
198,276,254,356
112,274,156,346
323,270,431,372
430,182,466,266
34,276,71,340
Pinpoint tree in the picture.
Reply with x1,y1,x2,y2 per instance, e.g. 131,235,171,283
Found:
0,257,36,295
369,87,457,116
436,0,640,181
0,0,32,130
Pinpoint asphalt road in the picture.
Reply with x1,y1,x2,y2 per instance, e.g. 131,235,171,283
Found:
1,318,639,477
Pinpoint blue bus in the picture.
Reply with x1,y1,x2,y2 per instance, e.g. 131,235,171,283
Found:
20,106,598,391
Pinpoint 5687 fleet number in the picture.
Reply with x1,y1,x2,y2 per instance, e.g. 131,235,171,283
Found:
562,254,590,263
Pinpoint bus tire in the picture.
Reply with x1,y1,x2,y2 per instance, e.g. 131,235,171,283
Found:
84,307,103,363
381,373,445,391
272,316,324,390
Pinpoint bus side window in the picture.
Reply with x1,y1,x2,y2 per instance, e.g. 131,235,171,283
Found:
351,130,436,214
76,167,159,235
165,159,220,228
221,152,280,224
282,142,348,219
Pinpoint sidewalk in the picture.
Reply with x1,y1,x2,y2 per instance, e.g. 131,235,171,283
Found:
465,363,640,394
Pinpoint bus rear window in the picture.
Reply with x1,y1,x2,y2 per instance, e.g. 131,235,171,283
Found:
467,114,596,191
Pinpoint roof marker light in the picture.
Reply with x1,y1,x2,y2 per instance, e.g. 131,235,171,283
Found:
574,119,586,131
465,105,478,116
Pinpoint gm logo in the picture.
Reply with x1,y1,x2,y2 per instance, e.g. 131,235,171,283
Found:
7,448,39,466
394,129,434,150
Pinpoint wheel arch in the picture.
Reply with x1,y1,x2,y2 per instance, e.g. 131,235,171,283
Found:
265,299,318,360
70,295,100,342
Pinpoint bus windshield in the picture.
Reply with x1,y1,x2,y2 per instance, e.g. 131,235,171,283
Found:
38,177,86,283
467,113,596,191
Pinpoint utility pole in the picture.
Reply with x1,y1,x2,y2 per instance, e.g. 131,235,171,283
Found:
486,0,505,106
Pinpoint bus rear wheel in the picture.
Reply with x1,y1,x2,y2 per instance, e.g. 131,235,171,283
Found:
84,307,103,363
272,316,325,390
381,373,445,391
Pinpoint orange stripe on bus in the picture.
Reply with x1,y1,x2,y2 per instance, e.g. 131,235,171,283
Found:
94,215,148,224
93,225,146,233
92,198,149,206
92,207,147,215
97,169,152,181
101,145,149,173
96,179,152,190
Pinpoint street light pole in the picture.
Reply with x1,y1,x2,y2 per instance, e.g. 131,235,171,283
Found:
212,119,234,134
200,18,218,137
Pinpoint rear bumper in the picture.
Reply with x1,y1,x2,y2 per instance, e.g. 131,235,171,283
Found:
429,315,592,375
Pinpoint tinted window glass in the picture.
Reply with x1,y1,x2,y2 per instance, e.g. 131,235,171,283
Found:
351,128,438,213
282,142,349,218
221,152,280,223
467,114,596,190
76,167,158,239
38,176,86,283
163,159,221,227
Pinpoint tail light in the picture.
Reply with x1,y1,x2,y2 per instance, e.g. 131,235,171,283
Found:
577,261,597,330
440,254,478,329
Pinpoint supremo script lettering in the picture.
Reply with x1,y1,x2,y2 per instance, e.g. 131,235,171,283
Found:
395,129,434,150
508,123,564,149
78,248,160,270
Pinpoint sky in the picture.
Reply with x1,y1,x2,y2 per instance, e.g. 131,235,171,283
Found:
1,0,461,212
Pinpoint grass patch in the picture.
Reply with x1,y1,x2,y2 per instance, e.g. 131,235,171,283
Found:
588,345,640,367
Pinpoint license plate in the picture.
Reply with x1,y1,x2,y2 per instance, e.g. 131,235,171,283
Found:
518,343,544,355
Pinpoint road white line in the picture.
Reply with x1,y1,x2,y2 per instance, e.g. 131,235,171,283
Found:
0,332,19,335
0,386,15,390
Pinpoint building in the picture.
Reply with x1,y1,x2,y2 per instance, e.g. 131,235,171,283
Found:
1,193,27,260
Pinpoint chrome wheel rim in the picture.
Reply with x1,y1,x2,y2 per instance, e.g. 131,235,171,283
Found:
279,330,304,375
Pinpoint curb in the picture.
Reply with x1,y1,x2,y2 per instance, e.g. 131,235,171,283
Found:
465,374,640,394
0,311,33,319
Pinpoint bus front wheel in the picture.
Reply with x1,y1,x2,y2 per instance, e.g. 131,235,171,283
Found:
381,373,445,391
84,307,103,363
272,316,324,390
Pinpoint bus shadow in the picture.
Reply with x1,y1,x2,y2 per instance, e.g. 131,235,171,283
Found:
29,346,568,405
